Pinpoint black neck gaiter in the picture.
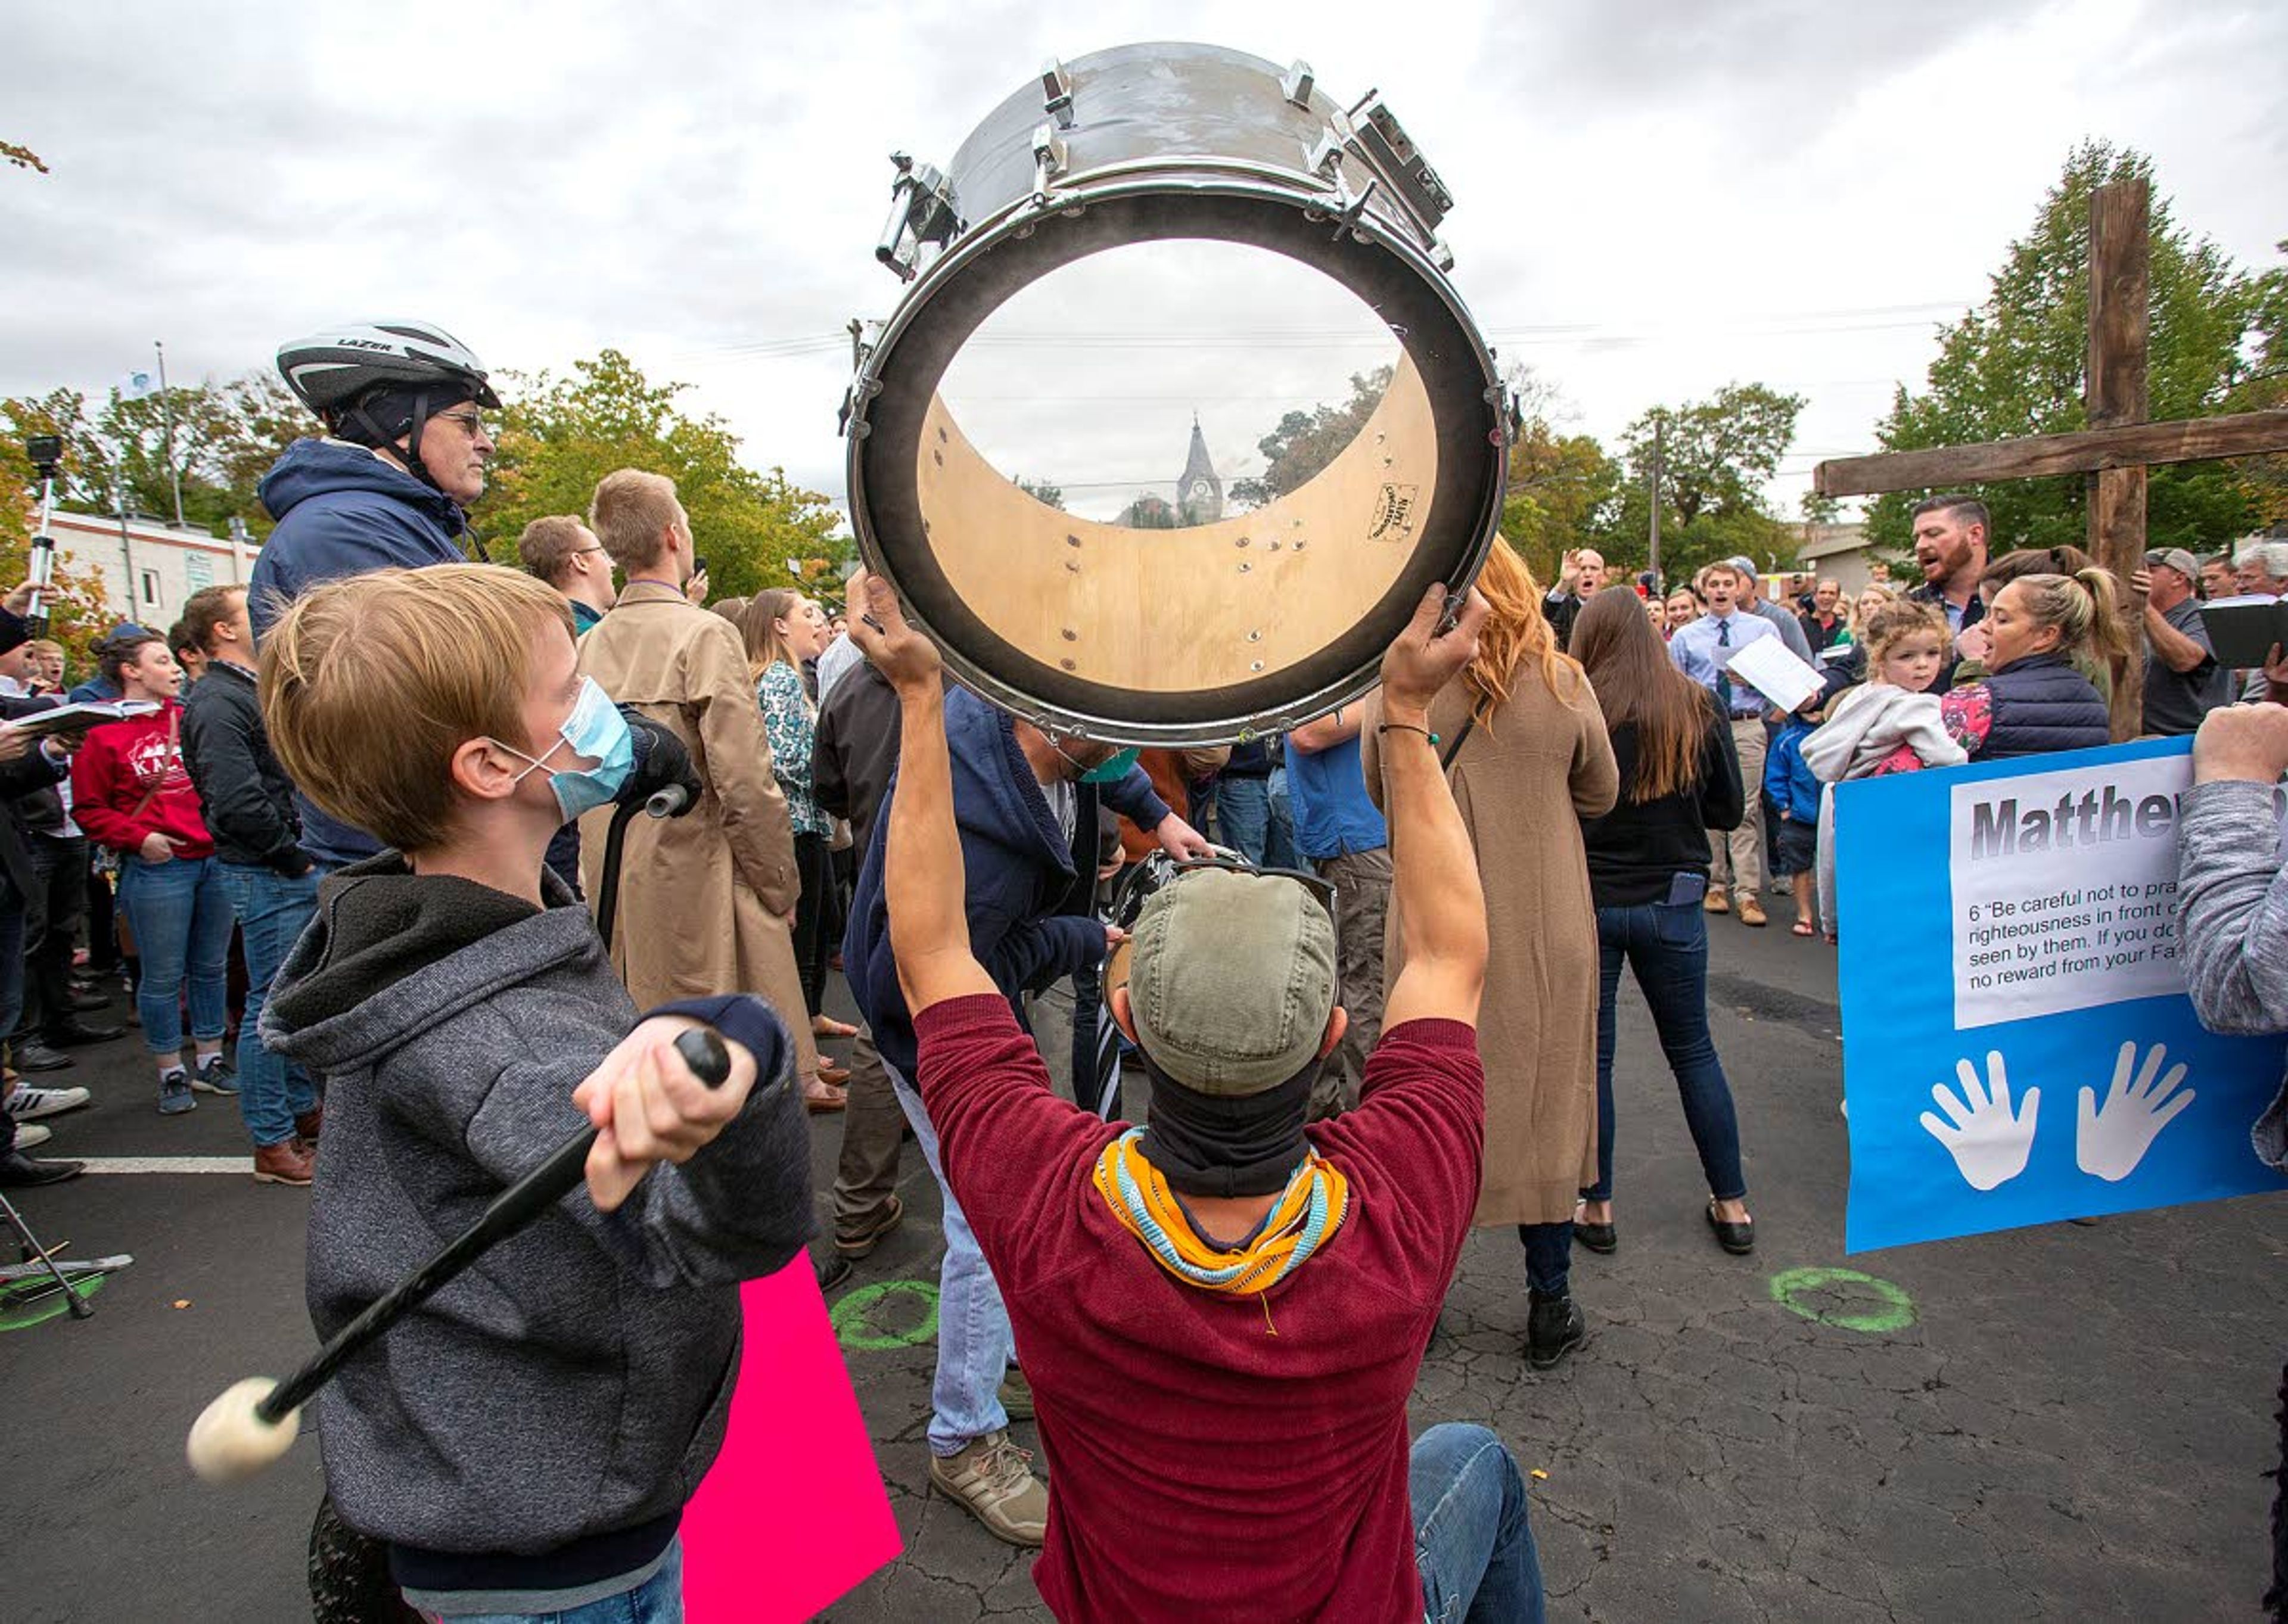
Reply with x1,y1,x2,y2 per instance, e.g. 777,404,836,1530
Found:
1136,1054,1320,1199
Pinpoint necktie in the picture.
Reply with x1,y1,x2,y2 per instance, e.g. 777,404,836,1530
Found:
1716,618,1735,713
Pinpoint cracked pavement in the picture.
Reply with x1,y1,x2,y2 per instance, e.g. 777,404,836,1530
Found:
10,921,2282,1620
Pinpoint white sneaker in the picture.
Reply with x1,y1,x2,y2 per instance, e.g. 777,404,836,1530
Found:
14,1122,51,1149
7,1084,91,1122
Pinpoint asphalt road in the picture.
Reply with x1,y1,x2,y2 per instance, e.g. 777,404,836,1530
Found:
7,912,2284,1622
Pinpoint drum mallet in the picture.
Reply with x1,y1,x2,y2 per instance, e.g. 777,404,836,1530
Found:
187,1025,730,1484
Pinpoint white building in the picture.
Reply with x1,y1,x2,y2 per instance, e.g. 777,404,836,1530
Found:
38,509,257,629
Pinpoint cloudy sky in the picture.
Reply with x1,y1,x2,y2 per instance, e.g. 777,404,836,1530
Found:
5,0,2281,531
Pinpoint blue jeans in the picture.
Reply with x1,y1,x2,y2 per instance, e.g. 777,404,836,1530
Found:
217,863,319,1146
116,854,232,1060
437,1536,682,1622
1515,1221,1572,1297
1213,775,1273,865
1264,766,1300,870
1584,901,1746,1204
1412,1424,1544,1623
888,1064,1014,1454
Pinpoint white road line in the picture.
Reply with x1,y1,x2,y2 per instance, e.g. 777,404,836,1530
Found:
76,1156,255,1175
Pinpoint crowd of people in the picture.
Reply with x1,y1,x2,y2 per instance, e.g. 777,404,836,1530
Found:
5,315,2287,1622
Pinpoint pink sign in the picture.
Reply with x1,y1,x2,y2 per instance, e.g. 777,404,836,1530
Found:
682,1260,900,1619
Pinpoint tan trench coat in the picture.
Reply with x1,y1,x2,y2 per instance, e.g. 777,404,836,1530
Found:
575,581,818,1082
1365,669,1617,1227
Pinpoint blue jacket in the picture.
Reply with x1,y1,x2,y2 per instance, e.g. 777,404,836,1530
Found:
251,440,471,866
1764,720,1821,824
844,688,1169,1081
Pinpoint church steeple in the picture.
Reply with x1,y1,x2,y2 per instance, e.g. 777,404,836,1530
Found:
1178,413,1223,525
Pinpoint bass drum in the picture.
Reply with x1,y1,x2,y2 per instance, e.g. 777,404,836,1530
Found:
844,41,1507,745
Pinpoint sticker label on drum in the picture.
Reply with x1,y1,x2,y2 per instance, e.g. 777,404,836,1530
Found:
1368,483,1419,543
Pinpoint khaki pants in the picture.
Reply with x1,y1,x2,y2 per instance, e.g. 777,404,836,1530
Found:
1709,717,1768,896
1313,846,1392,1120
829,1023,905,1245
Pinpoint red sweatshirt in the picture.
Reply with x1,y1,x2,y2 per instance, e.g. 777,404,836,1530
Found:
915,993,1485,1623
71,701,214,861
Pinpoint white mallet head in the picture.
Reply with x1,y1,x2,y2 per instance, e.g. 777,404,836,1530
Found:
187,1377,300,1484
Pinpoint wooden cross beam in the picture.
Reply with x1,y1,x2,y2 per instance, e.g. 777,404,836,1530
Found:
1813,179,2288,740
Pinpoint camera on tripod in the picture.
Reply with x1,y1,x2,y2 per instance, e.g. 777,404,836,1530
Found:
22,433,65,636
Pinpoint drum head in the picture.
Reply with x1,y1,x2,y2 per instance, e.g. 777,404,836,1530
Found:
847,49,1505,745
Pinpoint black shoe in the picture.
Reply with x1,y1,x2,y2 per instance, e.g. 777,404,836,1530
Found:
1705,1199,1755,1256
1525,1289,1587,1371
67,987,112,1013
12,1040,74,1074
46,1018,125,1047
813,1250,853,1294
1574,1214,1618,1255
0,1149,83,1186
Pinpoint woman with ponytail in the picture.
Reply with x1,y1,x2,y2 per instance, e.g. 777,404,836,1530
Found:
1939,568,2124,760
1363,539,1618,1370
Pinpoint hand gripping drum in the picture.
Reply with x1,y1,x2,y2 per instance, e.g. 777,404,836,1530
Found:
843,42,1510,745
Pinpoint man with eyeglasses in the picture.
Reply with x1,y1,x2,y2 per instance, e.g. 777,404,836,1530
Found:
839,633,1211,1548
251,321,502,867
848,570,1543,1622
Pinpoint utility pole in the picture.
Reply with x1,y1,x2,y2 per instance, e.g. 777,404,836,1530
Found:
154,339,187,529
1647,413,1664,589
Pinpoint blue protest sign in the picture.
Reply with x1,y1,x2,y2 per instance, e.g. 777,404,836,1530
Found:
1833,736,2288,1252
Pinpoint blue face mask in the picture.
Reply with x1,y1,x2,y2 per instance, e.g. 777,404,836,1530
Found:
496,677,633,820
1079,746,1140,785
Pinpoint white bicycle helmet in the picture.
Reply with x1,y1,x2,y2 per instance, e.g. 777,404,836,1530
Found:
277,320,499,416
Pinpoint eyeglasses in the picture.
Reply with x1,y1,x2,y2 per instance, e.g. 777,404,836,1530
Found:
434,409,495,439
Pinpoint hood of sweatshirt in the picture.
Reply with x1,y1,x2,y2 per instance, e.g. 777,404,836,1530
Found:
262,851,595,1077
257,438,464,533
944,686,1078,883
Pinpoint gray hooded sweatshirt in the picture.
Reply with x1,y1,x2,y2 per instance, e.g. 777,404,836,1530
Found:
262,854,813,1603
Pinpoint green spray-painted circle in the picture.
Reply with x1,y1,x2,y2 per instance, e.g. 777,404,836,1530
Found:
830,1278,941,1352
0,1271,108,1333
1768,1267,1916,1334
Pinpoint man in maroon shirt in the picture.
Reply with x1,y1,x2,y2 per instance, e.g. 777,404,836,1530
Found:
847,571,1543,1622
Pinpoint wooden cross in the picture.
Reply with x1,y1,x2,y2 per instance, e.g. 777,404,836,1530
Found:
1813,179,2288,739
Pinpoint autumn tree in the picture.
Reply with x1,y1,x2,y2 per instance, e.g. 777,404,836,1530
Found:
472,349,841,599
1866,142,2280,553
1600,382,1805,580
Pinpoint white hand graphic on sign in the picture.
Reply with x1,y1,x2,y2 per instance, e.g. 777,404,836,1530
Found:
2075,1042,2196,1183
1919,1052,2040,1191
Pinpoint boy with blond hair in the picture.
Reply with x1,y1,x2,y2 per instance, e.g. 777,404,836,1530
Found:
259,564,813,1620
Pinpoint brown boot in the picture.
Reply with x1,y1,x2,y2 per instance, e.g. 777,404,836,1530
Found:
1736,894,1768,928
294,1104,323,1144
253,1138,316,1187
1703,885,1730,915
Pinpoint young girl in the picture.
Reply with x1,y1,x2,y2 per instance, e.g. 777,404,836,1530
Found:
1802,601,1967,941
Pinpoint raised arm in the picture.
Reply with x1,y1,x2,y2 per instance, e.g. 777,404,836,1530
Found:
1375,585,1492,1031
847,571,996,1016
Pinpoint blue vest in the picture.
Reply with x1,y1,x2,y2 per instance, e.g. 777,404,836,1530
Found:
1980,655,2110,759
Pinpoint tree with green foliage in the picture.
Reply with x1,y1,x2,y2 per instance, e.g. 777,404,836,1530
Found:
1015,475,1067,511
1500,415,1620,587
1596,383,1804,581
1,377,314,541
0,457,122,671
1866,142,2282,555
472,349,840,600
1228,366,1392,508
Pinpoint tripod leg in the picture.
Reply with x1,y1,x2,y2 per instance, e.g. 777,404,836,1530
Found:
0,1190,94,1319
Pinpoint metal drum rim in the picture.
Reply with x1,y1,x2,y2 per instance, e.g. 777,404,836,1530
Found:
845,178,1503,746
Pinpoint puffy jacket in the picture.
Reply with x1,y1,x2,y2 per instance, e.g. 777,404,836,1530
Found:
251,439,471,865
71,701,213,861
1978,654,2110,760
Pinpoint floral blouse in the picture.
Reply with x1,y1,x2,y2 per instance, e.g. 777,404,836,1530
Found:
757,661,834,837
1870,683,1990,776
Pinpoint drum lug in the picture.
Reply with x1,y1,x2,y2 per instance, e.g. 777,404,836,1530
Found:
1041,58,1076,129
873,153,959,284
1344,96,1454,238
1281,60,1316,109
1030,122,1070,201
